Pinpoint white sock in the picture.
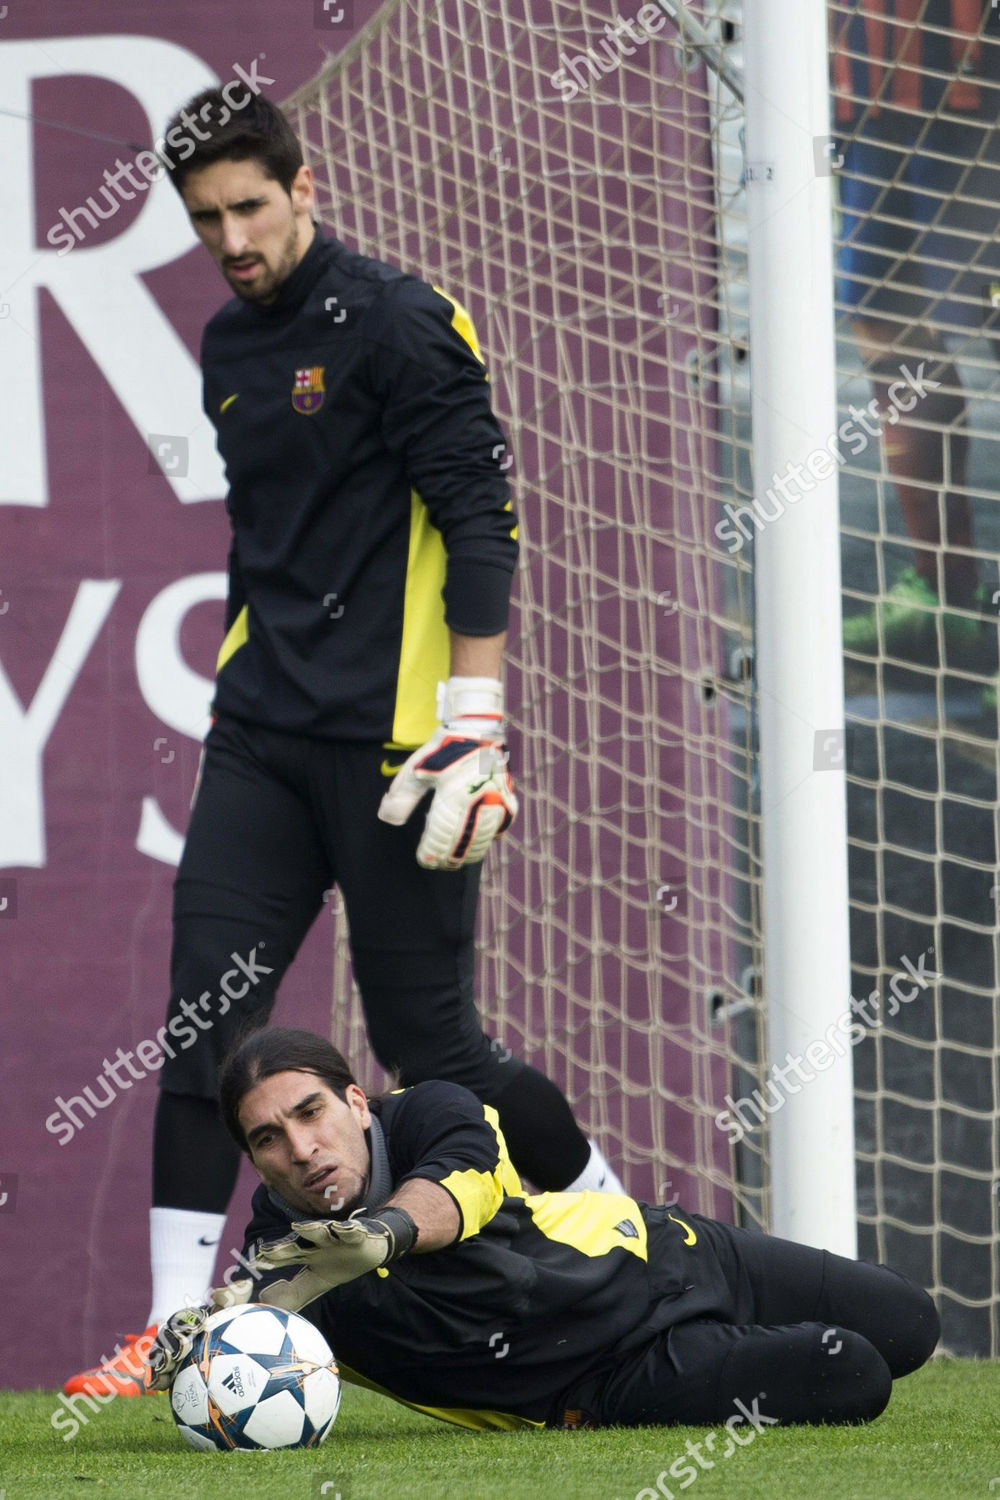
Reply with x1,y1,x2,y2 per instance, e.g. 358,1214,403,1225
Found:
147,1207,227,1326
565,1141,625,1195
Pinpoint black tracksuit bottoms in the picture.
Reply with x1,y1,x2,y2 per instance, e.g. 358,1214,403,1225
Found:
155,714,585,1193
550,1210,939,1430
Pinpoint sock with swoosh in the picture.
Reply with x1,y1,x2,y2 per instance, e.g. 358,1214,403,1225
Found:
148,1207,227,1326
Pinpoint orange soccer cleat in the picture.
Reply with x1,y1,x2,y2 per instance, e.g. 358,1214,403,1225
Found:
61,1325,161,1398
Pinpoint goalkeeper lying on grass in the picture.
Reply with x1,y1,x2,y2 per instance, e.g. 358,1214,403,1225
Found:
148,1026,939,1430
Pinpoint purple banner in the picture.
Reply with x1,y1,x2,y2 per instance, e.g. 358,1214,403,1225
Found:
0,0,382,1392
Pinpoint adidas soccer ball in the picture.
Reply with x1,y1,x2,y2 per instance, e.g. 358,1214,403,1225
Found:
169,1304,341,1451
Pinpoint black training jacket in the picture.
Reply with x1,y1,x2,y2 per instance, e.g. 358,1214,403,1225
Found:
201,228,517,743
240,1081,720,1429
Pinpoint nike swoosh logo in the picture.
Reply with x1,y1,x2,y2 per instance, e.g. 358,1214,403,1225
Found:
220,394,240,413
667,1212,697,1246
380,758,408,776
197,1235,221,1246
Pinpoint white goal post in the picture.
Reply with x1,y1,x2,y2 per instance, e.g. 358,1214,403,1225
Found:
743,0,855,1251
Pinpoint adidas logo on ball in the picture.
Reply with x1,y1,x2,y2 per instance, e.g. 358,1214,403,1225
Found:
221,1367,246,1400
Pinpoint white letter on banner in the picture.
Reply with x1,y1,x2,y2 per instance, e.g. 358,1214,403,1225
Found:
0,580,121,867
0,35,225,505
135,571,225,866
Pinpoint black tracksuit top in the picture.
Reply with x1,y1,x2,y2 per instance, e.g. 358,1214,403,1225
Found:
201,228,518,744
241,1082,720,1429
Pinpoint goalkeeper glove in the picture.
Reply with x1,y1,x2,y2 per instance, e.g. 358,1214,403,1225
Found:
250,1208,418,1312
377,676,518,869
146,1278,260,1391
146,1304,211,1392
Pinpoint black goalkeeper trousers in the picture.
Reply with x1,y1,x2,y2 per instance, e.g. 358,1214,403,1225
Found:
155,714,588,1196
552,1211,939,1429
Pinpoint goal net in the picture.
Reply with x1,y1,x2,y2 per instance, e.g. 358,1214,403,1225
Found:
830,0,1000,1358
285,0,1000,1354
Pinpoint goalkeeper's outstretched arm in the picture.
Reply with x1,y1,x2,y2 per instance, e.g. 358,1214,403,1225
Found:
380,1176,460,1251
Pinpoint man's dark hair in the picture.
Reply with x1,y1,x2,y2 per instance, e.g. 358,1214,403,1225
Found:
161,89,304,197
219,1027,357,1153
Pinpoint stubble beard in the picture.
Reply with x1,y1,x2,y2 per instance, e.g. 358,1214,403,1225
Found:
226,218,302,304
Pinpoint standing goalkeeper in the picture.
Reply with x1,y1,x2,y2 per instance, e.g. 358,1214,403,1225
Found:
64,89,618,1399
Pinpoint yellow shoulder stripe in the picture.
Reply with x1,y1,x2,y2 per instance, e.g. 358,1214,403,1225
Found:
437,1103,511,1240
430,287,517,545
523,1191,648,1261
216,604,248,674
481,1102,524,1198
432,284,484,366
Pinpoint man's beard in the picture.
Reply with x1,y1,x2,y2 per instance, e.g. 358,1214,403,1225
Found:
226,219,301,304
282,1165,369,1219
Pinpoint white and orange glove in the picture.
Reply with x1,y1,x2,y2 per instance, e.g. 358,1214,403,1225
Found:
377,677,518,870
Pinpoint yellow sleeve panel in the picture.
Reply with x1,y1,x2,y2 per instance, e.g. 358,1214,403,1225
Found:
436,1103,519,1241
389,292,515,749
390,489,450,748
337,1361,544,1430
483,1101,526,1198
216,604,249,675
523,1191,649,1262
486,1104,527,1200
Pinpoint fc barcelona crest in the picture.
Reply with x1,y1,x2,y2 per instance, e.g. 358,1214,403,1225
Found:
292,365,325,415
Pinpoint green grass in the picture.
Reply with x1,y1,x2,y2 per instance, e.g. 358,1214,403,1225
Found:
2,1361,998,1500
